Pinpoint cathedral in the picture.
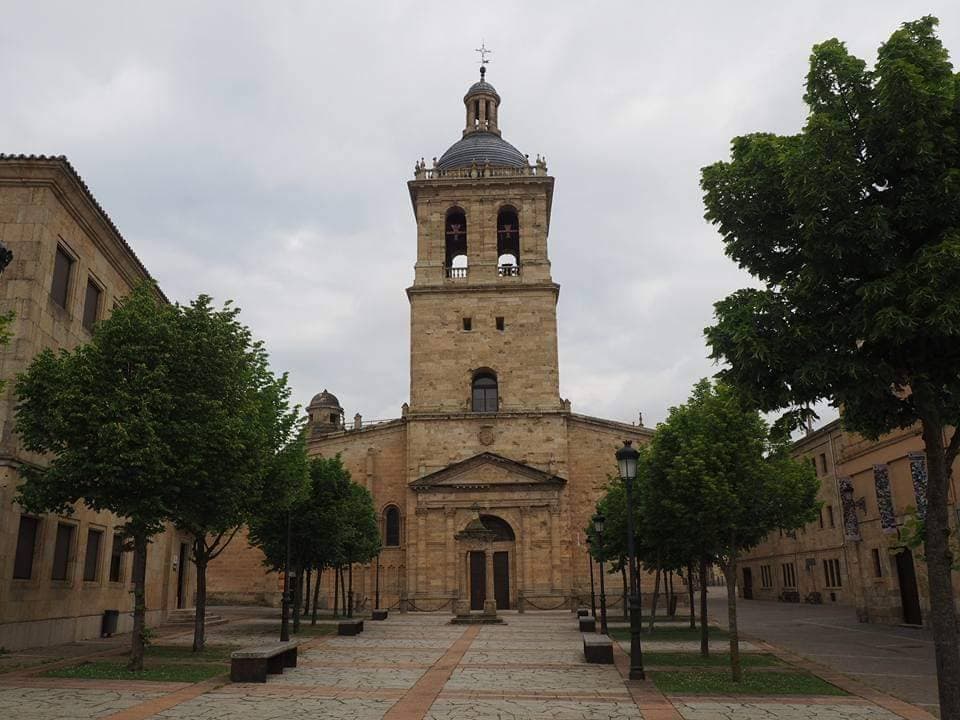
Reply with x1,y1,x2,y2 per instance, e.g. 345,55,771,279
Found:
208,68,651,611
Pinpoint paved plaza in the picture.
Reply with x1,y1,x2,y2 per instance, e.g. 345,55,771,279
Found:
0,609,934,719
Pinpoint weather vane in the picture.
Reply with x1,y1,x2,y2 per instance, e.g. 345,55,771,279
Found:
476,42,492,66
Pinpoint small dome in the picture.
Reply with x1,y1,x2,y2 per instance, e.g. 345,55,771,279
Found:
437,132,527,170
308,389,341,408
465,79,499,101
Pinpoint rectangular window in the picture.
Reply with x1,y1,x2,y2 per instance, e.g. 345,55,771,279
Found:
823,558,843,587
495,316,505,331
51,246,74,308
781,562,796,588
818,507,824,529
827,505,835,528
82,278,101,332
872,548,883,578
51,523,74,581
13,515,40,580
760,565,772,588
83,529,103,582
462,317,472,331
109,533,124,582
819,453,828,474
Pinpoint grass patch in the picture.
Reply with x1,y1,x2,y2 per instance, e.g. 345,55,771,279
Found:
610,626,730,642
145,645,233,662
653,670,847,696
43,661,226,683
644,652,781,668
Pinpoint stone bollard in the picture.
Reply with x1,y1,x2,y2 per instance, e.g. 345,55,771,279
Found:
400,594,408,614
454,600,471,618
517,593,525,614
483,599,497,617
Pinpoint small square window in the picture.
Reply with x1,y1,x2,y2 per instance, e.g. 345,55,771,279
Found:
462,317,472,331
495,316,505,331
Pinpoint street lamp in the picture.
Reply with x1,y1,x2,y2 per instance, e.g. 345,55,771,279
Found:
616,440,645,679
592,513,608,635
280,508,292,642
586,536,597,622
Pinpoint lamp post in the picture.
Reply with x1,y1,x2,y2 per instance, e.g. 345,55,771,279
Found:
586,537,597,621
616,440,645,679
280,507,292,642
592,513,609,635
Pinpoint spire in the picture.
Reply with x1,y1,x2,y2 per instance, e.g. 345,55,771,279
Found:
463,45,501,137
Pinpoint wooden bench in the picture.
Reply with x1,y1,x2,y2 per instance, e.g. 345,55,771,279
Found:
582,633,613,664
338,619,364,635
578,616,596,633
372,609,388,621
230,641,300,683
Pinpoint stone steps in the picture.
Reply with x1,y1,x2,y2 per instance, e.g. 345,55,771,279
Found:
164,609,228,626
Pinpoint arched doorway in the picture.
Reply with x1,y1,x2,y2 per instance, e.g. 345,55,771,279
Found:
458,513,516,611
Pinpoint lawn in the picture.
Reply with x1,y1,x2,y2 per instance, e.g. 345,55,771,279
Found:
44,660,227,683
609,626,730,642
643,652,781,668
652,670,847,696
145,645,234,662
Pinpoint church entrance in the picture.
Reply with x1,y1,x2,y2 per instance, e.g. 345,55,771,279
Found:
469,551,486,610
494,551,510,610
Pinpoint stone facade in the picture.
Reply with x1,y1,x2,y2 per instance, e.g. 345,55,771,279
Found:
208,74,655,612
0,155,193,649
740,419,960,626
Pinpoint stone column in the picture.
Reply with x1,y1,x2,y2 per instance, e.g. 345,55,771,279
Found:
416,507,427,597
486,546,495,607
478,98,487,128
521,508,532,595
549,505,561,591
445,508,456,597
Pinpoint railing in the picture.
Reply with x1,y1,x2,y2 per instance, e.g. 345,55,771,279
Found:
498,264,520,277
413,162,549,181
445,266,468,279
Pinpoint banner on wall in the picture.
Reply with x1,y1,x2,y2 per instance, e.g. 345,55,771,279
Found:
837,476,861,541
873,463,898,534
909,453,928,520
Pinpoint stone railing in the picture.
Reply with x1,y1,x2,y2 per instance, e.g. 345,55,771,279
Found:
497,264,520,277
445,266,468,279
413,162,548,181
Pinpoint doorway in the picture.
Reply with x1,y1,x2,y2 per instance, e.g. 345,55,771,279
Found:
177,543,188,609
742,567,753,600
493,551,510,610
895,548,922,625
470,551,486,610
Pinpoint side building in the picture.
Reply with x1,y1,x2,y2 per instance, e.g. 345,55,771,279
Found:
0,155,194,650
740,418,960,626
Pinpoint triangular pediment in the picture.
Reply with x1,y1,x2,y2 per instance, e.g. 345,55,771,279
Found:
410,452,566,491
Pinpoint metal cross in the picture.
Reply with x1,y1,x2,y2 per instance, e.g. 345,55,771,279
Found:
475,42,492,66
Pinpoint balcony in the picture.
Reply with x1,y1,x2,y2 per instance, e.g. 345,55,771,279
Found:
498,264,520,277
445,266,468,279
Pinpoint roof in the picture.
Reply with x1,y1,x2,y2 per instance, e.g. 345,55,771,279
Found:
0,154,165,302
436,132,527,170
308,389,341,408
465,79,500,101
410,452,566,490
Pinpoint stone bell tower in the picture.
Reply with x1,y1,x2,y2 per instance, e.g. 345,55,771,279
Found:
407,67,560,415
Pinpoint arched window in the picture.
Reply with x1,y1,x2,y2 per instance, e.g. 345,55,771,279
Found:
445,208,468,278
480,515,515,541
497,207,520,276
383,506,401,547
472,370,498,413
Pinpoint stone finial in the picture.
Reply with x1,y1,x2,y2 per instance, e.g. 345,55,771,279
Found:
638,412,644,427
354,413,362,430
401,402,409,417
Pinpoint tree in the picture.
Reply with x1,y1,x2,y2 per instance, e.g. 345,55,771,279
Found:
165,296,303,651
15,285,180,670
700,16,960,711
647,380,817,680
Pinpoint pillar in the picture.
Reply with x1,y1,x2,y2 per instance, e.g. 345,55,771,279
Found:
416,507,427,596
445,508,456,597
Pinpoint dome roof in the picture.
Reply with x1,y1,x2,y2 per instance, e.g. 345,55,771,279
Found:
465,79,499,100
308,389,341,408
437,132,527,170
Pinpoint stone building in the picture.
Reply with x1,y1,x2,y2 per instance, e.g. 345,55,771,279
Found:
0,155,193,649
739,419,960,626
208,70,653,612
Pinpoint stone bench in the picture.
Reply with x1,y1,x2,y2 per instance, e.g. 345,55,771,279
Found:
372,609,389,621
230,641,300,683
582,633,613,664
338,619,364,635
578,616,596,633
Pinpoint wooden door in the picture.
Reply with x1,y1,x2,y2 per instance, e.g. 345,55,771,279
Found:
469,551,486,610
493,551,510,610
895,549,922,625
742,567,753,600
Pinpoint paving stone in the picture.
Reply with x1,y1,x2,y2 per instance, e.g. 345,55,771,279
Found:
0,687,162,719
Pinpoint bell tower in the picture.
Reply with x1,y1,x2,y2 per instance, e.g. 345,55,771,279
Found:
407,69,560,415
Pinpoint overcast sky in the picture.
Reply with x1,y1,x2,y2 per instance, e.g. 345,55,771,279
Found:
3,2,958,429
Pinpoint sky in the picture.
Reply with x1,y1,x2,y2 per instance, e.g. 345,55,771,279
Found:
3,1,958,429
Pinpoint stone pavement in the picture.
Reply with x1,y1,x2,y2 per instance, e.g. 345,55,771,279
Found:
0,608,932,719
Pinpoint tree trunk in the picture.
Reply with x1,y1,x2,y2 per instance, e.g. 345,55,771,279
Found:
688,561,696,629
723,552,742,682
311,567,323,625
699,556,709,657
340,565,347,616
620,566,629,620
667,571,676,617
648,565,661,632
333,564,340,618
919,418,960,718
129,531,148,671
192,537,207,652
303,566,312,617
292,563,302,634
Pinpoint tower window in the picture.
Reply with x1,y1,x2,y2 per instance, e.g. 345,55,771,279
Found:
472,371,498,412
496,316,504,331
497,207,520,276
51,245,74,308
384,506,401,547
463,317,472,331
445,208,468,279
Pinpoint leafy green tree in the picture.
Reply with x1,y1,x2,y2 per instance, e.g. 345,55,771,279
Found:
700,16,960,710
165,296,304,651
648,380,817,680
15,285,179,670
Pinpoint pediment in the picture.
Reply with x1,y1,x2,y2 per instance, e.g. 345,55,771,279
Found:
410,452,566,491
